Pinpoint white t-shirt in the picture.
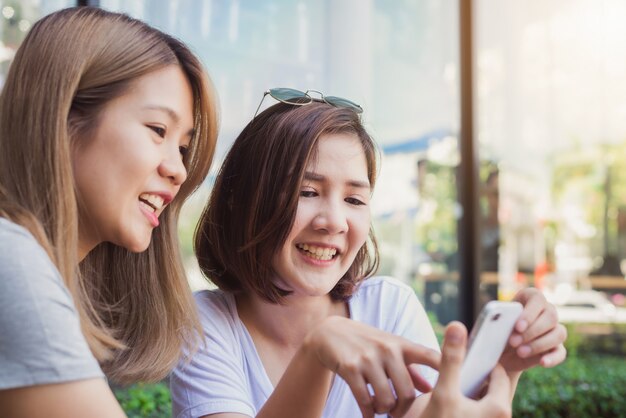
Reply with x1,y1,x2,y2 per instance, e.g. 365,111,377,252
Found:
170,276,440,418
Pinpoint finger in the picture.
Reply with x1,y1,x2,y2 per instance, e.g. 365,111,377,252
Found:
359,403,375,418
515,324,567,358
402,343,441,371
480,365,513,416
485,365,510,397
407,364,434,393
385,359,418,418
434,322,467,390
540,344,567,368
342,372,376,417
503,352,545,371
504,345,566,371
363,368,397,414
513,288,545,333
513,306,559,350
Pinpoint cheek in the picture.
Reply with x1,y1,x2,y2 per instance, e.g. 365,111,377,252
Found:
350,212,371,248
291,203,315,232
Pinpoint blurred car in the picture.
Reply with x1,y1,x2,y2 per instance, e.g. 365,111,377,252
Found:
547,288,626,323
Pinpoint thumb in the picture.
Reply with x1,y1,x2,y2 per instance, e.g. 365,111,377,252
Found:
479,364,513,416
435,321,468,390
482,364,512,401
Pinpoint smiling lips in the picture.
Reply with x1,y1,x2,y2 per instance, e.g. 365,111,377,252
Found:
139,193,165,211
296,243,338,261
138,192,169,227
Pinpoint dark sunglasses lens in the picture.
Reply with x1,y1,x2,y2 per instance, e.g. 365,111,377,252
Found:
269,88,310,104
324,96,363,114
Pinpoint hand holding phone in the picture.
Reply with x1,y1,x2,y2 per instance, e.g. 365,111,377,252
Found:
421,322,515,418
459,301,523,397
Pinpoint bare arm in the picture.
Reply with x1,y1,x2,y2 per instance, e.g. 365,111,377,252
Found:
202,340,335,418
206,316,440,418
0,378,126,418
256,338,335,418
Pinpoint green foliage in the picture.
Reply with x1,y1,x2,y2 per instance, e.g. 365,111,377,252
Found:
426,310,445,344
563,323,581,358
563,323,626,357
513,323,626,417
114,382,171,418
552,143,626,258
513,355,626,418
415,161,458,256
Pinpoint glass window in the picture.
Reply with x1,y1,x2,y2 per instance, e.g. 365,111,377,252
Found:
477,0,626,358
0,0,74,88
103,0,462,299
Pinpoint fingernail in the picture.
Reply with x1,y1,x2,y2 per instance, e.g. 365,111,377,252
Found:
518,345,531,358
509,334,523,347
516,320,528,332
447,330,463,346
542,357,551,367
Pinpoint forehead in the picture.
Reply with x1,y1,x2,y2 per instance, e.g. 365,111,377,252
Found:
125,65,195,126
305,132,370,185
308,132,367,168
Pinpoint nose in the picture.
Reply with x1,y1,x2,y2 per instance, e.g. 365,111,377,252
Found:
311,198,348,234
158,145,188,186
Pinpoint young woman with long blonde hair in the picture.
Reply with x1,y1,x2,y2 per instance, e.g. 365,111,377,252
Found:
0,7,218,417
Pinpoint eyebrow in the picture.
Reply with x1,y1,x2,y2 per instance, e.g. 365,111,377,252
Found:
304,171,371,190
143,105,195,137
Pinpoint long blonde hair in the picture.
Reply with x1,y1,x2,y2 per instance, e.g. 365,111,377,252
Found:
0,7,218,384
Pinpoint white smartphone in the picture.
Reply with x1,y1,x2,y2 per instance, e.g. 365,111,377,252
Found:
458,301,523,397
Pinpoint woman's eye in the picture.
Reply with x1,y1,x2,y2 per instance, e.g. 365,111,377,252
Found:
179,146,189,157
300,190,317,198
346,197,366,206
149,125,166,138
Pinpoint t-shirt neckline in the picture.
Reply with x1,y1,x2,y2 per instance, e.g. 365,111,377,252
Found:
225,293,355,410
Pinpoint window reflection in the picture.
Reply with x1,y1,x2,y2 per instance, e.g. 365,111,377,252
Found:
478,0,626,309
103,0,462,299
0,0,72,88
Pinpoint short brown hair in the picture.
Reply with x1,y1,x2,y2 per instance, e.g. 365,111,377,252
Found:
195,101,379,303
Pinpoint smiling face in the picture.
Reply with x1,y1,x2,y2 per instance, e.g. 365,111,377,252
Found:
72,65,194,257
271,132,372,298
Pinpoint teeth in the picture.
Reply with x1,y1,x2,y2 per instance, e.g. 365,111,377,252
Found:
139,193,165,211
296,243,337,261
139,201,155,213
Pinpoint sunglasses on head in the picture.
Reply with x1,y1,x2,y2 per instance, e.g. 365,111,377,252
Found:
253,87,363,118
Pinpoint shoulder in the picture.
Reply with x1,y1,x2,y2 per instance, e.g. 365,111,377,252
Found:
0,218,103,390
171,290,255,417
353,275,416,303
0,218,70,306
350,276,425,331
192,288,241,341
0,217,50,267
194,288,236,320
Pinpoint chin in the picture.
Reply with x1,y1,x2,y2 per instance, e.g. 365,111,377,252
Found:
301,283,337,297
117,234,153,253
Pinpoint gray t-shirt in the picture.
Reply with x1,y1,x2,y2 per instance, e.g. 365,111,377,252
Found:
0,217,103,389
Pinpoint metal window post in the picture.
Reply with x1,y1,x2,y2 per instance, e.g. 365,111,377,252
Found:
458,0,481,329
77,0,100,7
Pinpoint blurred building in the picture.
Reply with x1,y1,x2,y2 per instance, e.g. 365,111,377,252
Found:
3,0,626,325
